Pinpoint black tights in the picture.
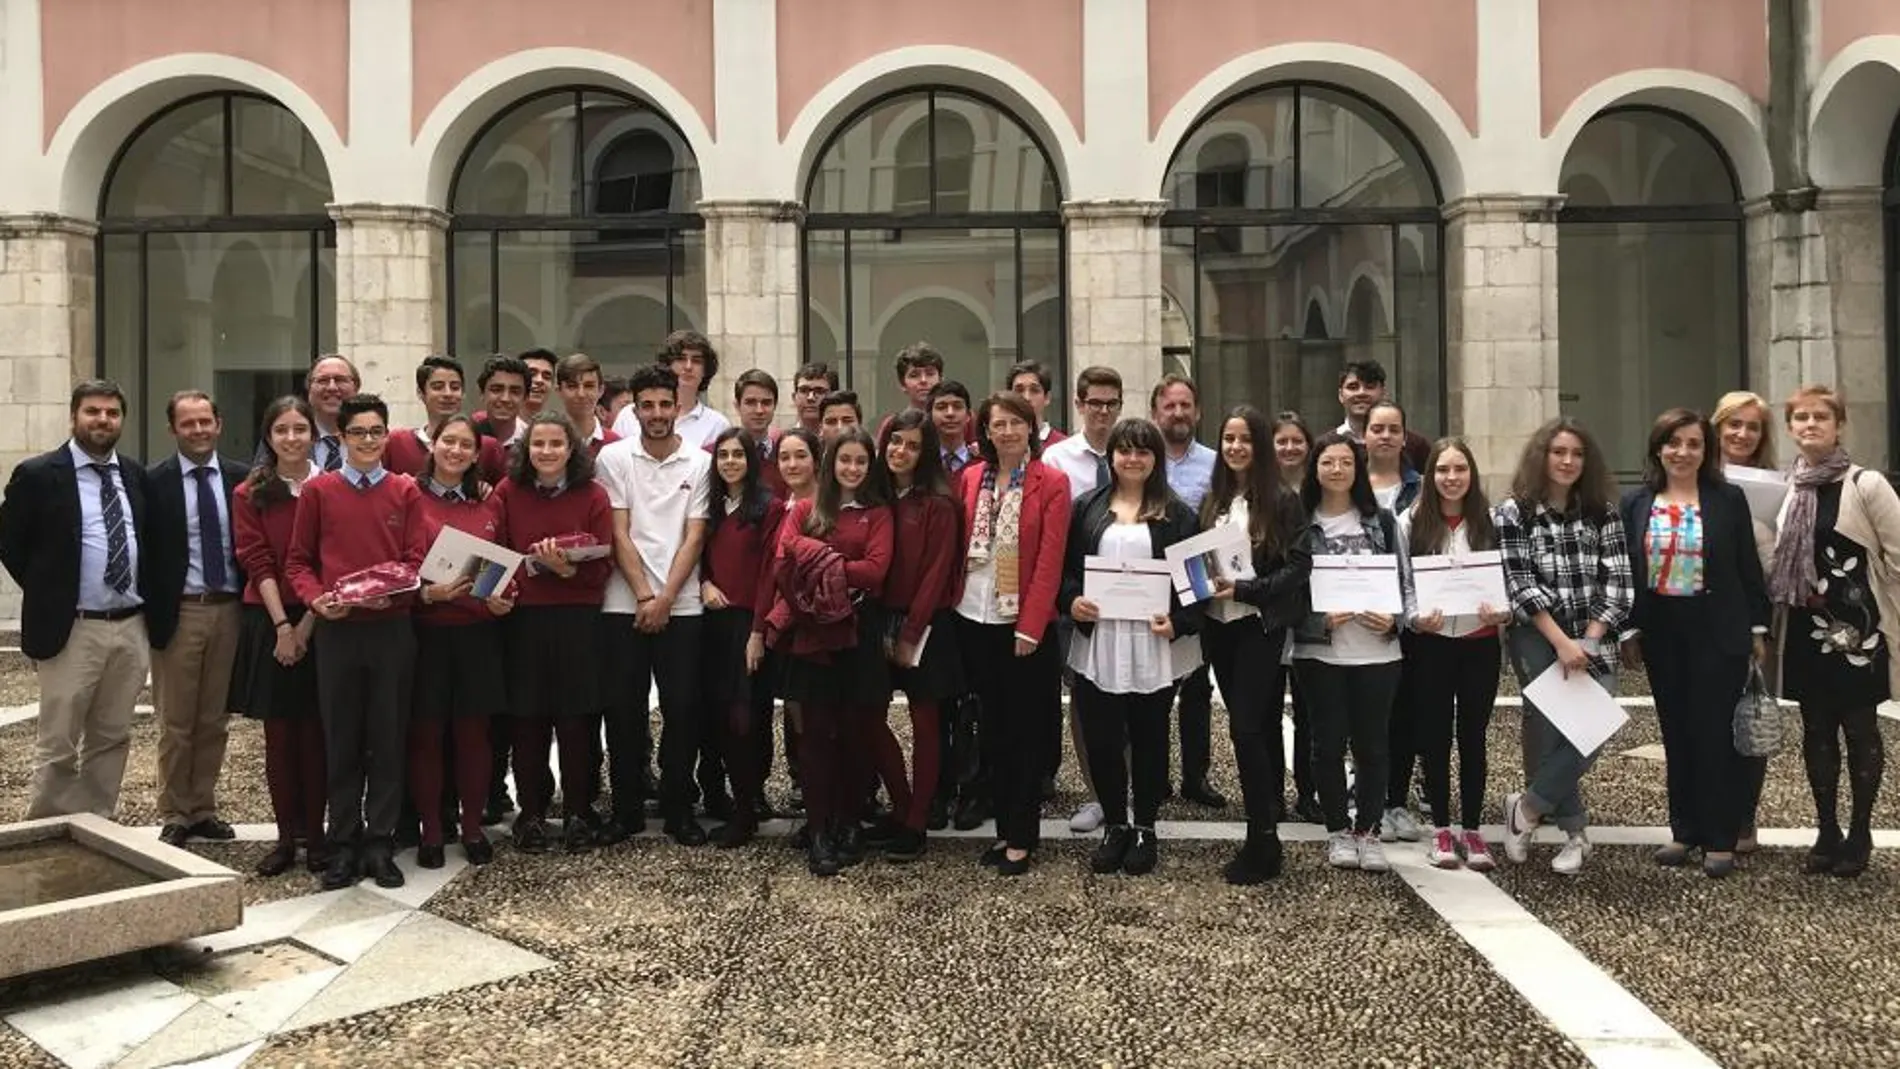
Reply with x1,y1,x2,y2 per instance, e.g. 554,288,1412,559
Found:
1800,703,1885,840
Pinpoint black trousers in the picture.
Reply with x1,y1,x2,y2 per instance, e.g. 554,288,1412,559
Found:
1642,596,1752,851
1295,658,1400,835
315,618,415,844
1385,658,1421,811
1288,670,1315,805
599,614,705,822
1172,664,1214,788
1075,678,1171,827
1403,631,1501,830
1205,618,1289,832
958,617,1058,850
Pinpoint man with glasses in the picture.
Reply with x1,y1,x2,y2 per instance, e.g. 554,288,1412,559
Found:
792,363,838,436
1151,374,1226,811
302,355,359,473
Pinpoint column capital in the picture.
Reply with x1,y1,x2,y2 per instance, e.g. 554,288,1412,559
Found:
0,213,98,239
1442,195,1564,225
696,199,804,223
327,202,450,229
1061,198,1167,222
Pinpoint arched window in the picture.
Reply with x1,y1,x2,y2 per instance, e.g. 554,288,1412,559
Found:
98,92,335,458
803,89,1064,420
448,88,704,379
1161,84,1443,440
1558,108,1743,479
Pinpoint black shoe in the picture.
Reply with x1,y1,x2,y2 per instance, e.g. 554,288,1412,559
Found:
305,842,336,874
926,795,951,831
952,795,991,832
364,849,405,889
750,795,776,821
807,834,841,877
833,823,865,867
1805,826,1843,874
562,817,595,854
483,789,514,826
862,815,905,849
885,828,926,863
320,846,360,891
189,817,236,841
610,810,648,838
1833,833,1872,878
664,818,709,847
1182,781,1228,809
713,817,758,849
1122,827,1159,875
158,823,191,847
462,835,494,866
514,817,550,854
256,840,297,877
1223,832,1282,886
1090,826,1133,874
1039,775,1058,802
996,850,1031,877
594,817,634,847
394,822,421,849
979,842,1007,868
1292,796,1325,825
790,822,813,850
416,843,446,870
703,792,735,822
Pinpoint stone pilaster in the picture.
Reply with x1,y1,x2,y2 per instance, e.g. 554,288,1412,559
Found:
1443,196,1562,489
329,203,447,428
700,199,802,422
1064,199,1165,391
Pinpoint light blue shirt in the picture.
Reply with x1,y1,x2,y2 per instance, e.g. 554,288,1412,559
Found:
1165,441,1218,511
342,464,388,490
313,423,344,472
179,454,238,594
69,440,142,612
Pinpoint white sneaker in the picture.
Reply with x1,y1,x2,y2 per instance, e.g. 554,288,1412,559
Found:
1356,832,1390,872
1501,792,1535,864
1327,830,1360,869
1427,827,1461,869
1551,832,1591,876
1380,807,1423,843
1069,802,1105,833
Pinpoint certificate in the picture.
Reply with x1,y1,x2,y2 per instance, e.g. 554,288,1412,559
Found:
1308,554,1402,614
1164,526,1255,604
1083,556,1172,621
1724,465,1789,527
421,526,526,599
1522,662,1628,757
1410,552,1508,618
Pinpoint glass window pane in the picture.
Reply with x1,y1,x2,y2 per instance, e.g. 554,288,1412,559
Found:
805,229,848,374
579,91,701,215
453,231,495,355
100,234,144,449
1164,89,1294,211
810,93,922,215
456,92,580,215
103,97,225,217
1299,87,1432,209
1559,111,1738,207
230,96,333,214
808,91,1061,213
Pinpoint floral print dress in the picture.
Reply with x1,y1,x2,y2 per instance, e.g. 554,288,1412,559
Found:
1784,482,1891,708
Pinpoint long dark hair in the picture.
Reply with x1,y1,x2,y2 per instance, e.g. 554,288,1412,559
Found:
1512,417,1616,519
1272,410,1312,490
1202,405,1287,557
805,428,889,537
1105,418,1175,523
1641,408,1721,492
880,407,950,498
247,395,316,507
708,427,773,532
1301,432,1378,518
421,415,486,502
508,412,594,488
776,427,821,498
1409,437,1495,554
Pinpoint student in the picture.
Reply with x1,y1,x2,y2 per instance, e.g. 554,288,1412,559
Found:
1062,418,1201,877
792,363,840,436
875,342,945,441
1292,432,1413,874
763,428,894,876
1151,374,1224,809
1007,360,1067,447
284,393,431,891
1496,418,1633,876
519,348,557,416
598,377,632,429
230,396,325,877
1367,398,1424,843
729,369,787,496
1618,409,1769,879
1365,400,1421,513
474,355,532,450
820,390,863,444
929,381,977,479
699,427,786,846
1270,411,1321,823
871,410,964,861
409,416,514,868
770,427,821,800
1399,438,1511,871
556,353,621,456
385,356,506,479
1199,406,1311,884
493,413,615,853
613,331,731,448
1335,359,1430,472
954,392,1071,876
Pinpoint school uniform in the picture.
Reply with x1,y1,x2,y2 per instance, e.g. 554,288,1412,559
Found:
875,489,965,833
700,494,786,823
383,428,508,485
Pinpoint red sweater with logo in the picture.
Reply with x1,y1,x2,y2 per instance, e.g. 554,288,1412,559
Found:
703,496,786,625
384,429,509,486
233,480,300,609
284,470,430,622
882,491,962,646
492,478,614,608
763,499,894,656
414,488,509,627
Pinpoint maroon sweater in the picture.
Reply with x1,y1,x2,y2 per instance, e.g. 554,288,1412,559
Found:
883,491,962,647
284,469,430,622
233,480,300,609
763,499,893,655
384,428,509,486
492,478,614,607
413,488,508,627
703,496,786,625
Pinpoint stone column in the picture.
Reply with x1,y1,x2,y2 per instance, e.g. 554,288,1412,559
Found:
700,199,802,423
1064,200,1165,392
329,203,447,428
1443,196,1562,488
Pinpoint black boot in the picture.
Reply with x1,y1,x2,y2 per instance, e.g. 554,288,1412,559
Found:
1223,829,1282,886
952,793,991,832
807,828,841,877
1805,825,1843,875
1834,830,1872,878
833,821,865,867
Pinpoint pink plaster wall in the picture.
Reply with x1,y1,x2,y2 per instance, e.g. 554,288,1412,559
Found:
412,0,715,136
776,0,1085,137
1146,0,1479,135
41,0,350,146
1540,0,1768,132
1821,0,1900,60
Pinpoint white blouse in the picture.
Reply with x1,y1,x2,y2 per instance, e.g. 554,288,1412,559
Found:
1069,522,1175,694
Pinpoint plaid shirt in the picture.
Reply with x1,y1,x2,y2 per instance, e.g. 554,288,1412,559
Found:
1495,497,1634,669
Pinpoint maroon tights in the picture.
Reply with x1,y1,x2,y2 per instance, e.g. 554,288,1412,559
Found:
800,702,883,828
872,700,941,831
263,718,327,845
408,718,492,844
512,716,596,821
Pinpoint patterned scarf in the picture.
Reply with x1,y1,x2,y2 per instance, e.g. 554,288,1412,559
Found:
1769,448,1853,606
967,463,1027,617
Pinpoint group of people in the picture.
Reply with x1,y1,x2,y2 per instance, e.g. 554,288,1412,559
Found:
4,332,1895,891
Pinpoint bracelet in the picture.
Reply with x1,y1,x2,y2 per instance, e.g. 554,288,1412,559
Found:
274,620,292,630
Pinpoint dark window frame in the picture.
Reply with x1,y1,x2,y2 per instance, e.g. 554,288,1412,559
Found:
1883,112,1900,463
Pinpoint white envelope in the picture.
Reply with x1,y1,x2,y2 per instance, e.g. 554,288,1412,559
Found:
1724,465,1790,528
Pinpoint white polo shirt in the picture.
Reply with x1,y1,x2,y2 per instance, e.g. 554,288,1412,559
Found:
613,399,730,450
595,433,713,616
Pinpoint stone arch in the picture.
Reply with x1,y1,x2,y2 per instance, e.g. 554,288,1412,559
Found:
1542,70,1767,199
1810,37,1900,187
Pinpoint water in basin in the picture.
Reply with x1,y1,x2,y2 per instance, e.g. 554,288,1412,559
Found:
0,839,157,911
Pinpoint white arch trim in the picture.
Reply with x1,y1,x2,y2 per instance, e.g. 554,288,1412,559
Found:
1541,69,1770,200
415,47,715,210
780,45,1082,204
45,53,347,218
1144,43,1475,203
1809,36,1900,187
867,285,999,350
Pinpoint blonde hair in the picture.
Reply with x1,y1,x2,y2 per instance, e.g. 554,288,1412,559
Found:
1783,384,1846,428
1711,390,1776,469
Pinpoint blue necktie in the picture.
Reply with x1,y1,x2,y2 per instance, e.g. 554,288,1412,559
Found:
194,466,228,591
92,463,132,594
321,435,342,472
1093,451,1110,489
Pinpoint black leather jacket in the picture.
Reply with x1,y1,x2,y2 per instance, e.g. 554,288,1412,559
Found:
1059,486,1204,640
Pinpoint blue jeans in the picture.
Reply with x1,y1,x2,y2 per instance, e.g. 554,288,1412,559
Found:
1508,627,1616,834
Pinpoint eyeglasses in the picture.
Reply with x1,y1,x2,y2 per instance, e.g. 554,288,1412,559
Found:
1080,398,1124,412
795,386,829,397
342,426,389,441
310,376,354,389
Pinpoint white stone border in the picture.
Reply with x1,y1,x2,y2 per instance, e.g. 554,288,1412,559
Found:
1539,68,1773,200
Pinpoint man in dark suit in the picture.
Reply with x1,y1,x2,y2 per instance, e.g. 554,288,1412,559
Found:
146,390,249,846
0,379,153,819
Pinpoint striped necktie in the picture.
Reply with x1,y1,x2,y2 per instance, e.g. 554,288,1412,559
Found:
91,463,133,593
320,435,342,472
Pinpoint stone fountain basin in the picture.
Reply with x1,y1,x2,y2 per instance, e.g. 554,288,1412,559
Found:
0,814,242,980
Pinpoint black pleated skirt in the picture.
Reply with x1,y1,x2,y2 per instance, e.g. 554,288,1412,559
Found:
703,606,762,706
413,621,509,720
507,605,602,719
229,604,318,721
779,603,891,707
888,607,967,702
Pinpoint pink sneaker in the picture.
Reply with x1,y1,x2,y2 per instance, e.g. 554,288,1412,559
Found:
1461,830,1497,873
1427,828,1460,869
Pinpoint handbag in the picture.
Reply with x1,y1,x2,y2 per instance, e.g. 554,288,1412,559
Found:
946,692,982,788
1733,661,1783,758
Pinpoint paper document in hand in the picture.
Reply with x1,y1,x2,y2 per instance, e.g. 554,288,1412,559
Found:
1082,556,1173,621
421,526,526,599
1163,526,1255,604
1309,554,1403,614
1410,552,1507,618
1724,465,1790,527
1522,663,1628,757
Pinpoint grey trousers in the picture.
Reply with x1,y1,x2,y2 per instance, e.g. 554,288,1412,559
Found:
1508,627,1616,834
315,617,415,844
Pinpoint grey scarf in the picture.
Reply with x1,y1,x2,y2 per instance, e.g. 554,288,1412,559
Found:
1769,449,1853,606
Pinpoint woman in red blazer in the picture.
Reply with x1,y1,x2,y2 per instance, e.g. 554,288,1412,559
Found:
954,392,1071,876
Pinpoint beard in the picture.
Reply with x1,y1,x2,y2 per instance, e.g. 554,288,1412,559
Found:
1161,420,1193,445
